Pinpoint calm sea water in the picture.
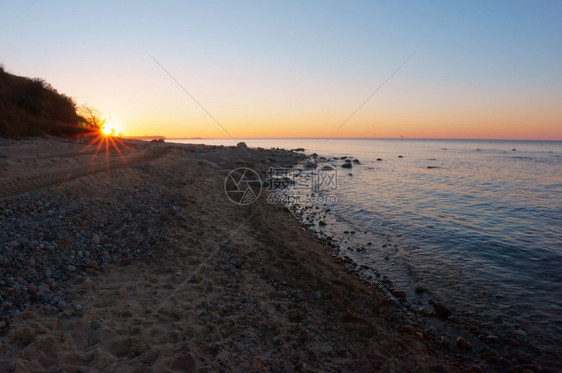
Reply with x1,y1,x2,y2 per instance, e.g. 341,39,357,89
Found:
172,138,562,366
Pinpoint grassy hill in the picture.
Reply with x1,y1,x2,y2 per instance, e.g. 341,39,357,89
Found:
0,65,97,138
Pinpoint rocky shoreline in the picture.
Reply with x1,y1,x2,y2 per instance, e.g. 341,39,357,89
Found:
0,136,532,371
275,153,551,372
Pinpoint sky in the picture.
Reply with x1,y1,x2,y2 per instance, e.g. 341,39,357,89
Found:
1,0,561,140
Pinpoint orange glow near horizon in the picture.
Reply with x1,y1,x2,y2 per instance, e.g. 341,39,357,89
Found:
119,112,562,141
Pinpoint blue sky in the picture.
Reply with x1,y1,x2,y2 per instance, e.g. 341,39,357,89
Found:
1,1,561,139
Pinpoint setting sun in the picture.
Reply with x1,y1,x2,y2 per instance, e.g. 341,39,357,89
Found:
101,126,112,136
101,122,121,137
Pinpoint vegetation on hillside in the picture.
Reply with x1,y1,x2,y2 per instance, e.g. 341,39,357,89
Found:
0,65,101,138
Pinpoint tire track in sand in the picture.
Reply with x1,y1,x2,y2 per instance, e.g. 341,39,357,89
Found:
0,146,170,198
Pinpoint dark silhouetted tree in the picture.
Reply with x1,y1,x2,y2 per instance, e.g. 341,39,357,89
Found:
78,104,106,129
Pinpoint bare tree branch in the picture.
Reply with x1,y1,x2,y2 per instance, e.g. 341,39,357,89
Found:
77,105,106,129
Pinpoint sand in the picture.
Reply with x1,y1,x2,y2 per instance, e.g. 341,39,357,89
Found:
0,136,463,372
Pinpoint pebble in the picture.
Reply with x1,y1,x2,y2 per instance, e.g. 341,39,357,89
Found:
480,334,499,344
504,337,520,347
309,291,321,300
433,303,451,320
456,336,472,350
414,286,427,294
432,364,448,373
391,290,406,298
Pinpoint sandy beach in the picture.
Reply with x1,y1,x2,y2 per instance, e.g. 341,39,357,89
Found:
0,137,476,372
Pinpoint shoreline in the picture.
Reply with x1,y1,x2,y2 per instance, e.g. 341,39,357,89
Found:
280,152,555,372
0,136,490,371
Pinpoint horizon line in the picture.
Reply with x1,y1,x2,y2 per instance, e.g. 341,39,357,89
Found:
131,136,562,142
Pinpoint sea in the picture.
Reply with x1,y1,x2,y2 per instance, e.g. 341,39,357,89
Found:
170,138,562,369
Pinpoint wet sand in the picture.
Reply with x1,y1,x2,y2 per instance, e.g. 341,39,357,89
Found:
0,137,465,372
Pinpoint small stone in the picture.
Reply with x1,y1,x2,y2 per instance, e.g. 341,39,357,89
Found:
402,324,414,332
456,336,472,350
484,349,499,362
415,286,427,294
27,284,37,295
376,158,382,161
74,304,82,310
521,365,541,373
392,290,406,298
433,303,451,320
92,234,100,245
37,284,49,295
309,291,322,300
481,334,499,344
504,337,520,347
67,265,76,272
432,364,448,373
90,321,101,330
